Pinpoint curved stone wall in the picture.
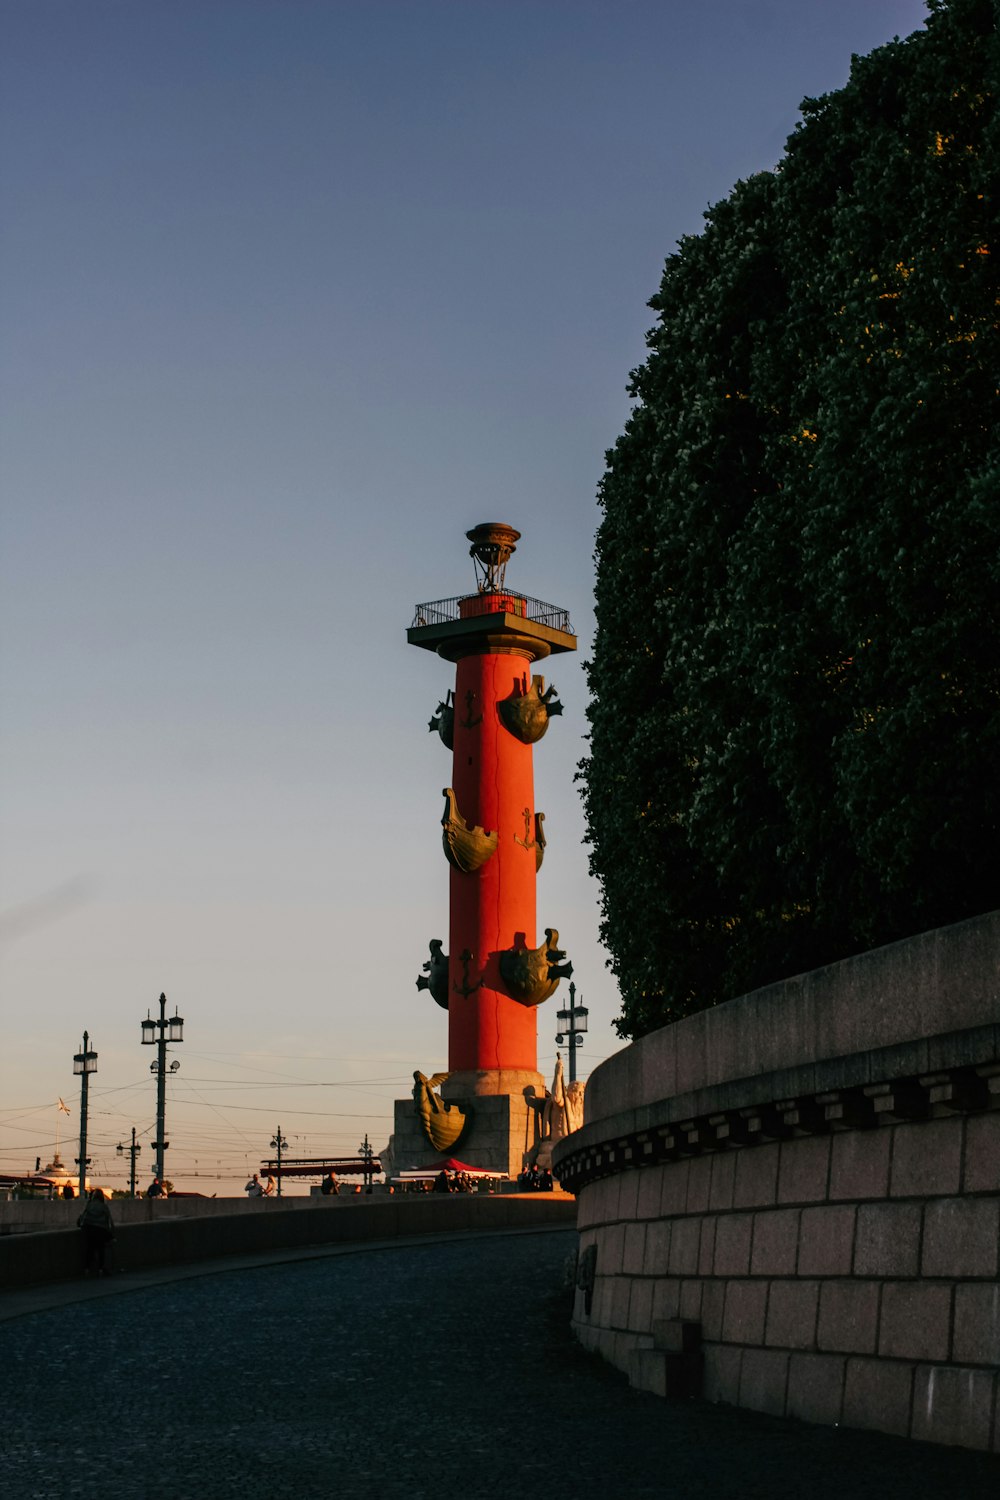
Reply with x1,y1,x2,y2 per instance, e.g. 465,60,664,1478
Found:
553,911,1000,1451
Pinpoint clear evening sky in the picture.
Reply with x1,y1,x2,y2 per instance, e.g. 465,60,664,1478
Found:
1,1,929,1193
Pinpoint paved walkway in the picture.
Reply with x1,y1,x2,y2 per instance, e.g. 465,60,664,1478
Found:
1,1229,998,1499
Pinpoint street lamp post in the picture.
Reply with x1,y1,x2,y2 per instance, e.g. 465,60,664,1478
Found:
554,981,589,1085
73,1031,98,1196
116,1127,142,1198
359,1133,375,1191
140,992,184,1185
269,1126,288,1197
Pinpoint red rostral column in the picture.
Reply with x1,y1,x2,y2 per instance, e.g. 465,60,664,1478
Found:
408,523,576,1096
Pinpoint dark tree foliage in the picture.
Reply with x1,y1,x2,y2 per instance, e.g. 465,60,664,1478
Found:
583,0,1000,1039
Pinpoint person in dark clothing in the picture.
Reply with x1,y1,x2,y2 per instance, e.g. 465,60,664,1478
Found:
78,1190,114,1275
432,1169,451,1194
320,1172,340,1196
147,1178,165,1198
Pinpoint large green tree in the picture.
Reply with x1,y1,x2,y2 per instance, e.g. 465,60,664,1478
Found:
583,0,1000,1039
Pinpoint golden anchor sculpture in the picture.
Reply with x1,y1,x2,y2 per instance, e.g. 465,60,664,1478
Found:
452,948,485,999
459,689,482,730
412,1071,468,1153
415,938,449,1009
513,807,547,873
497,675,563,744
499,927,573,1007
534,812,546,874
441,787,498,873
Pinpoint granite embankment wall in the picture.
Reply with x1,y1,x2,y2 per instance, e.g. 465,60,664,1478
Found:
553,911,1000,1452
0,1194,575,1289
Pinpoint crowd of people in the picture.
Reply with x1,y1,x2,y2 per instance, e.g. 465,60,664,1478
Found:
517,1163,555,1192
431,1168,478,1193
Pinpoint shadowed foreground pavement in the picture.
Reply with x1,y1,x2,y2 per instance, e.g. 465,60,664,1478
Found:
1,1228,998,1499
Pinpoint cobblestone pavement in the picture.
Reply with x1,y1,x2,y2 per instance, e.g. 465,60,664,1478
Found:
2,1229,998,1500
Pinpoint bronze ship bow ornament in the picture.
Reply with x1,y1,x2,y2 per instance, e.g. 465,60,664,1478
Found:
415,939,449,1009
441,787,499,873
499,928,573,1007
413,1071,468,1153
497,675,563,744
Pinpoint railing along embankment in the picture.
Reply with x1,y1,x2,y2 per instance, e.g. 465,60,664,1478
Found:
0,1193,575,1289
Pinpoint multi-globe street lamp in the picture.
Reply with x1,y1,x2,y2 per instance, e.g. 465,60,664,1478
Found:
269,1126,288,1197
72,1031,98,1196
140,992,184,1185
116,1127,142,1198
359,1133,376,1191
555,980,589,1084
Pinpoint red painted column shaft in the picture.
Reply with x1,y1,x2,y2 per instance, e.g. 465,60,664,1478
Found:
448,640,539,1073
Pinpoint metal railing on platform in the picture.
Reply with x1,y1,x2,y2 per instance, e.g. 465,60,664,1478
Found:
411,594,574,635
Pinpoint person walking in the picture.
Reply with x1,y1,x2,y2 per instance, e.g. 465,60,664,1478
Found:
78,1190,114,1276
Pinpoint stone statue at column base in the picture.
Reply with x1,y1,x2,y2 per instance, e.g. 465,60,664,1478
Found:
525,1055,584,1169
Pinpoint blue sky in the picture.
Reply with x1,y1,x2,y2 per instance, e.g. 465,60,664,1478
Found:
1,0,929,1192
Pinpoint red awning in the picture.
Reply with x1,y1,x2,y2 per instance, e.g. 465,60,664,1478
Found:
397,1158,509,1180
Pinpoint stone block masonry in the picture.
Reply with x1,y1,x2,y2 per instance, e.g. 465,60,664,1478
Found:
555,910,1000,1452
